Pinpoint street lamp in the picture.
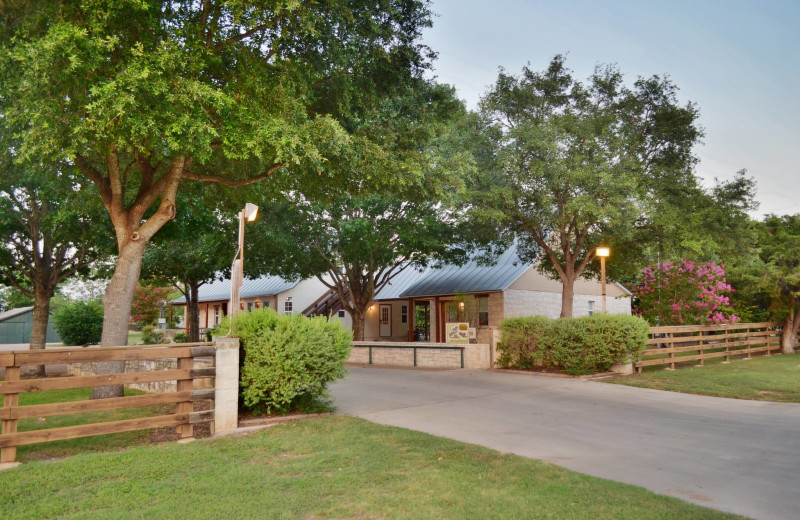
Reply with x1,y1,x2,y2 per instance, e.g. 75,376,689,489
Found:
596,246,610,314
229,203,259,319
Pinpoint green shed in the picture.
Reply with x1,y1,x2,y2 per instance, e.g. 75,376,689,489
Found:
0,306,62,344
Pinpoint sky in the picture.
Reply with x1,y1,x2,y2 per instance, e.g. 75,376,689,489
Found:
422,0,800,217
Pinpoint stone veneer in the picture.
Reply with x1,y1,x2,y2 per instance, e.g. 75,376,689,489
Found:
349,342,491,369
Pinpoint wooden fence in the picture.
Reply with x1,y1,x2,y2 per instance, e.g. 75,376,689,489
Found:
636,322,781,372
0,342,217,464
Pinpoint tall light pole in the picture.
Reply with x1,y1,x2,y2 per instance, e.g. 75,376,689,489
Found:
229,203,259,320
596,246,610,314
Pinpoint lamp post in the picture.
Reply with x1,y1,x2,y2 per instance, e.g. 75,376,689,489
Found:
596,246,610,314
229,203,259,320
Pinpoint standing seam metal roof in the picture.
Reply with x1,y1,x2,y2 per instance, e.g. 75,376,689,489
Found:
374,245,532,300
172,275,300,304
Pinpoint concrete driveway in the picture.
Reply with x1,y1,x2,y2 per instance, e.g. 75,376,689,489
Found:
330,366,800,520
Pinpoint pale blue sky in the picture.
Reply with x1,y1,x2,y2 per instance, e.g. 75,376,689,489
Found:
422,0,800,216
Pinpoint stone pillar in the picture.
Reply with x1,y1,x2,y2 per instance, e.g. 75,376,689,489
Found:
488,326,501,367
214,337,240,434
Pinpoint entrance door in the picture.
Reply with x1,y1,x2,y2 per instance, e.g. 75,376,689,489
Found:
379,304,392,337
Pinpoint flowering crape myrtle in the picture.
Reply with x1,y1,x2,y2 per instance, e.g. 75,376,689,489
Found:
633,260,739,326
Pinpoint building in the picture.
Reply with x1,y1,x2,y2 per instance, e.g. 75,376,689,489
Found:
172,275,331,330
173,245,630,342
358,245,631,344
0,306,62,345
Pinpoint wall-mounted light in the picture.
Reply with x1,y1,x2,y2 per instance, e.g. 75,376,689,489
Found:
459,301,465,310
285,296,292,301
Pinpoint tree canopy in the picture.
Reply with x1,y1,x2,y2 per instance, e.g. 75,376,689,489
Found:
1,0,438,395
473,56,706,317
249,80,473,339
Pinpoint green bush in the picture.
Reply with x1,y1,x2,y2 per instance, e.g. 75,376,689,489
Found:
52,300,103,346
172,331,190,343
141,325,166,345
497,316,551,369
498,314,649,375
215,308,352,415
547,315,649,375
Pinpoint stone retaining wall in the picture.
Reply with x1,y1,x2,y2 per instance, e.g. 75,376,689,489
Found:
349,342,492,369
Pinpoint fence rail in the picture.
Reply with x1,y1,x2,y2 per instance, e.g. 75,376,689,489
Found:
636,322,781,372
1,342,216,464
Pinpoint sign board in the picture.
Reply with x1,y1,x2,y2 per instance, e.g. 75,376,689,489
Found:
445,322,470,343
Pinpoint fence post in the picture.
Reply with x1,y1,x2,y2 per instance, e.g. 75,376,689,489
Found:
177,354,194,439
1,362,20,466
722,327,730,363
213,337,240,434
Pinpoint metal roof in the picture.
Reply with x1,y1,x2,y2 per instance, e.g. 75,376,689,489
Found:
0,306,33,322
374,245,532,300
172,275,300,304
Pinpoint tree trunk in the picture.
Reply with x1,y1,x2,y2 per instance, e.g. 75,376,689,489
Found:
90,240,147,399
559,275,576,318
351,309,365,341
28,284,52,378
189,284,201,343
781,310,798,355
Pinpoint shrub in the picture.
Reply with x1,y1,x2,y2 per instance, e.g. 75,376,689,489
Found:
547,315,650,375
632,260,738,326
497,316,551,369
131,284,173,327
172,331,190,343
215,308,352,415
52,300,103,346
498,314,649,375
141,325,166,345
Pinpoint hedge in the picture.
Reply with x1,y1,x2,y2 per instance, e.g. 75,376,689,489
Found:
498,314,649,375
52,300,103,346
215,308,352,414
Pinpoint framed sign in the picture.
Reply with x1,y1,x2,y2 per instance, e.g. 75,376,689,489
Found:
445,322,470,343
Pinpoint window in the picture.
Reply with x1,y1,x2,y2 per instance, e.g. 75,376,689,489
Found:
284,300,293,314
247,302,253,312
338,310,346,318
263,300,270,309
478,296,489,326
401,305,408,324
588,301,595,316
214,306,220,325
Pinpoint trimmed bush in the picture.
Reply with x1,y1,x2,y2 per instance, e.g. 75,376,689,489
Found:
547,315,650,375
215,308,352,415
141,325,166,344
498,314,649,375
172,331,190,343
52,300,103,346
497,316,551,369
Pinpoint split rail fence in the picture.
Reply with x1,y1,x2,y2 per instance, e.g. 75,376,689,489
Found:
636,322,781,373
0,342,217,464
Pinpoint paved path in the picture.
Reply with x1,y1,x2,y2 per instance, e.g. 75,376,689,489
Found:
330,366,800,520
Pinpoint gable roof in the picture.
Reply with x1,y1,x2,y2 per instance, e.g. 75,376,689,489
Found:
0,306,33,322
172,275,299,304
374,245,532,300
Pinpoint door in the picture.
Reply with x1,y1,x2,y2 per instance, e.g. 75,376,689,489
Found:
379,304,392,337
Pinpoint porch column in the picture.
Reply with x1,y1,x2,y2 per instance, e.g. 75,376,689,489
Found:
408,299,415,342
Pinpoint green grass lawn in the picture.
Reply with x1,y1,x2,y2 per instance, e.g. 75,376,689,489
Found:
127,330,144,345
607,353,800,402
0,415,741,520
14,387,175,462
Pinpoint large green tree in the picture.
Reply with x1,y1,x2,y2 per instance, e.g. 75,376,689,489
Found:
474,56,704,317
142,191,235,342
730,215,800,353
1,1,435,396
250,80,473,340
0,162,111,375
